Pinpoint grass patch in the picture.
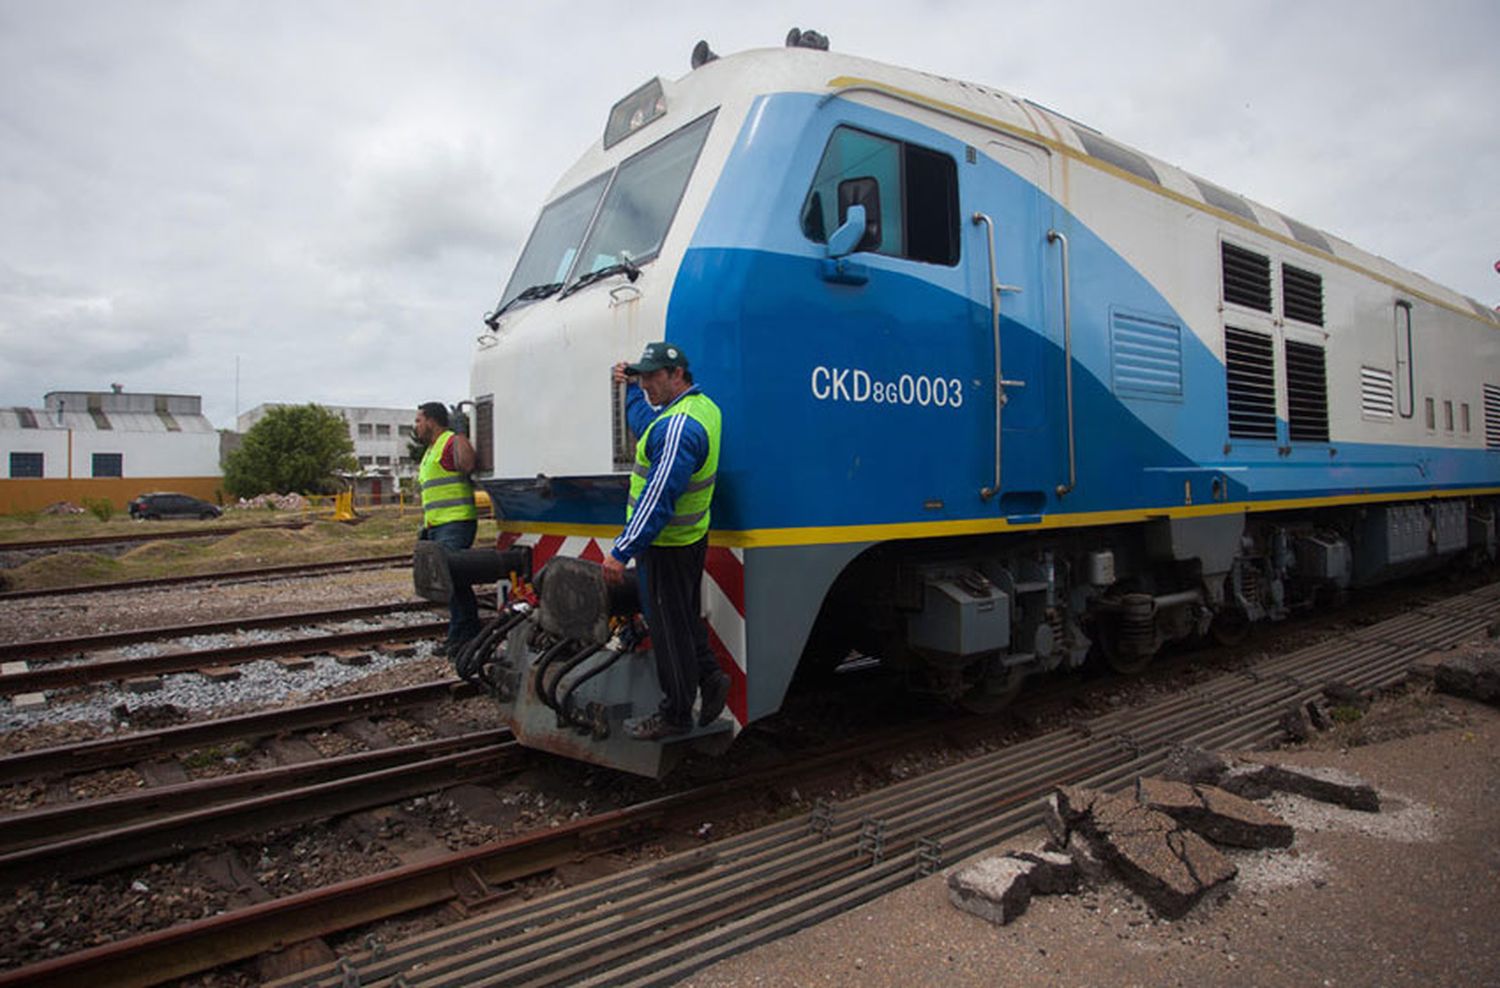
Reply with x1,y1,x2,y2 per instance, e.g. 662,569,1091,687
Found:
0,508,497,590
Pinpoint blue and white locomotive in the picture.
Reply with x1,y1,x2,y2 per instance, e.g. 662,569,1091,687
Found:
463,32,1500,776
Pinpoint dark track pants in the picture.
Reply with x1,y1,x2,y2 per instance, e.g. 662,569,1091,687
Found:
420,519,479,645
638,537,721,727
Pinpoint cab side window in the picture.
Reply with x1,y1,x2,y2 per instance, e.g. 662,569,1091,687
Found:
800,126,959,266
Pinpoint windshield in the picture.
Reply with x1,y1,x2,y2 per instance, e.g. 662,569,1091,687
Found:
495,111,716,312
497,172,609,310
571,111,715,277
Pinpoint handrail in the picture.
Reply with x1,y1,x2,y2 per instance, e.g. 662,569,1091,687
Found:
973,212,1003,501
1048,229,1076,496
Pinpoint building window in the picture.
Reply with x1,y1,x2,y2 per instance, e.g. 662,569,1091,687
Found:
375,455,391,465
375,423,391,437
358,455,373,466
398,425,414,438
358,423,373,438
9,452,43,477
91,453,123,477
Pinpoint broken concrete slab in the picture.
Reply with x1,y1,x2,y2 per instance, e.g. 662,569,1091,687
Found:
1431,651,1500,704
1247,763,1380,812
1137,778,1294,849
1157,743,1231,786
1010,849,1081,895
948,855,1035,925
1079,791,1237,919
1279,702,1314,742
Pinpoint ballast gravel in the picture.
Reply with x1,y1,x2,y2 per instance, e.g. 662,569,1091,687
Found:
0,635,448,734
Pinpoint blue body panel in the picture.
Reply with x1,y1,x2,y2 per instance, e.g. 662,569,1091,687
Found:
493,93,1498,533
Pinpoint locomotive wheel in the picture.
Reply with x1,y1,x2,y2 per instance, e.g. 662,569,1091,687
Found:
1209,607,1251,646
1092,619,1154,675
959,663,1025,714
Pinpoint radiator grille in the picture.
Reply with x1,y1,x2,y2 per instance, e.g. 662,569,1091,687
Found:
1486,384,1500,450
473,396,494,474
1222,242,1272,312
1225,326,1277,439
1360,366,1394,420
1111,311,1183,399
1282,264,1324,326
1285,340,1329,442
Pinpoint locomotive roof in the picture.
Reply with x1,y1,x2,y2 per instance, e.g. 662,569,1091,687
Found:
558,46,1495,328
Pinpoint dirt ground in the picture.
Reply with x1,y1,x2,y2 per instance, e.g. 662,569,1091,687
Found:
683,692,1500,988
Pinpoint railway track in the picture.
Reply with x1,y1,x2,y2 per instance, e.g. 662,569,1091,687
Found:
0,621,446,694
0,600,438,660
0,553,412,602
1,580,1494,987
0,678,474,784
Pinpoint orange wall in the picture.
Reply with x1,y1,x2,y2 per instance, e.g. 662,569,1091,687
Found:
0,477,224,514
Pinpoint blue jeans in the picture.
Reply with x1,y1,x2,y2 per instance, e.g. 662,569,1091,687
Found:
420,520,479,644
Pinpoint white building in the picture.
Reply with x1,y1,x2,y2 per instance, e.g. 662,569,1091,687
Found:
0,388,220,511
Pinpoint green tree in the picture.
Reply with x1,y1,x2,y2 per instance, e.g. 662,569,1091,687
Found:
223,404,357,497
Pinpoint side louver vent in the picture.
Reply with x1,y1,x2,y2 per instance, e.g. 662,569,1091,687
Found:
1285,340,1329,442
473,396,494,474
1222,242,1272,312
1111,310,1183,399
1282,264,1324,326
1225,326,1277,440
1360,366,1395,420
1485,384,1500,450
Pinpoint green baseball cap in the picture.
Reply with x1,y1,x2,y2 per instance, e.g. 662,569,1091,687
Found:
624,341,689,375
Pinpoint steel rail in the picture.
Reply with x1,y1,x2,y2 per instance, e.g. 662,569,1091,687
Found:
0,600,437,661
0,620,449,694
0,735,525,887
0,678,473,785
0,553,411,602
0,729,513,852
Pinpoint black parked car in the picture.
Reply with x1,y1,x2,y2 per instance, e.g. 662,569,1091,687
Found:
128,492,222,520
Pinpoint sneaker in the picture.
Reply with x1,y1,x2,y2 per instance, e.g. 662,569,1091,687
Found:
624,712,691,741
697,672,731,726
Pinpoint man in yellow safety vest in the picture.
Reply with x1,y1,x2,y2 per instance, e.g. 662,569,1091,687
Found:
415,401,479,656
602,342,731,741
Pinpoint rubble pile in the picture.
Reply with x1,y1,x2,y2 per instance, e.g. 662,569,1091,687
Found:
949,749,1382,927
230,492,309,511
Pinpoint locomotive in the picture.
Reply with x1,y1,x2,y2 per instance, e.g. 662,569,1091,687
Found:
434,31,1500,777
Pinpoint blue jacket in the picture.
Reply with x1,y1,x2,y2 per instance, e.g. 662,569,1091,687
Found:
611,383,712,562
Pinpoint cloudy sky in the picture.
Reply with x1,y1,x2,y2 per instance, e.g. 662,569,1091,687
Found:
2,1,1496,429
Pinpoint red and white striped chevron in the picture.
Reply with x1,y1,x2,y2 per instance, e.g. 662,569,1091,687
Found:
497,532,748,724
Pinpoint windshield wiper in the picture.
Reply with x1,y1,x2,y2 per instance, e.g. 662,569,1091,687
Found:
558,258,641,299
483,281,563,328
